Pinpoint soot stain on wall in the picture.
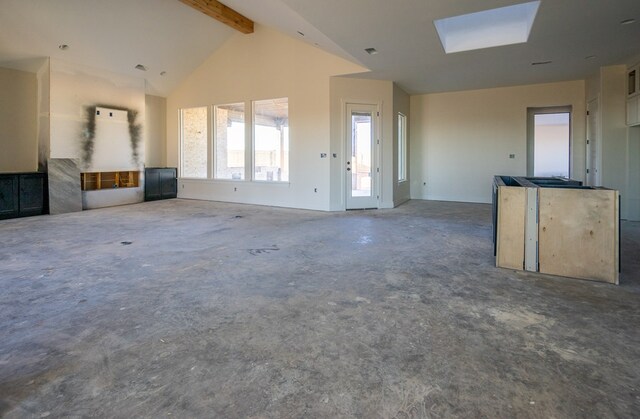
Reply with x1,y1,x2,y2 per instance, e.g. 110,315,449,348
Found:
82,104,142,168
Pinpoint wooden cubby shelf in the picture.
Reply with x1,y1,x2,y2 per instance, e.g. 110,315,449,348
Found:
81,171,140,191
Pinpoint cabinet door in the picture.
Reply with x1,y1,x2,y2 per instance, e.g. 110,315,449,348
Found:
628,67,638,97
19,174,45,215
0,175,19,219
144,169,161,201
160,168,177,199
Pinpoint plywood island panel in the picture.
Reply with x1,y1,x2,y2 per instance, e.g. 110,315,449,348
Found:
496,186,526,270
538,188,619,284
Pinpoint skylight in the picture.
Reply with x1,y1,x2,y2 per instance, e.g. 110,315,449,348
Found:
434,1,540,54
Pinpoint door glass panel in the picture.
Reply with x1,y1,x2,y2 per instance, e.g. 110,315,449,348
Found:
534,112,570,177
351,112,372,197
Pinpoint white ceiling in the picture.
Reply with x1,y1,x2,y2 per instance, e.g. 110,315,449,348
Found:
0,0,235,96
1,0,639,96
277,0,640,94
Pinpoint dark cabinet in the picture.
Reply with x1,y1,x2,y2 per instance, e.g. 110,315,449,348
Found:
0,172,47,220
145,167,177,201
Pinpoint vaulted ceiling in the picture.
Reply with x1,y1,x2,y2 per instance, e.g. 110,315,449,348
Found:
1,0,639,96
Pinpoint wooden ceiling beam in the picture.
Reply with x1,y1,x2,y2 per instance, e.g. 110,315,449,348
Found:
179,0,254,34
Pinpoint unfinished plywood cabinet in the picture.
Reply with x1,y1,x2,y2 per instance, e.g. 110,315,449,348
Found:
495,185,526,269
81,171,140,191
493,176,619,284
538,188,619,283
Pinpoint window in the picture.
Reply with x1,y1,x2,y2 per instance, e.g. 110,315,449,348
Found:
215,103,245,180
398,113,407,182
253,98,289,182
180,107,208,178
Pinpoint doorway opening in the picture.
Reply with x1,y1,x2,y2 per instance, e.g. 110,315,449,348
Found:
527,106,572,178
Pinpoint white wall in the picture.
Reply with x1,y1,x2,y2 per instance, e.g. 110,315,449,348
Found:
629,125,640,219
166,24,365,211
329,77,394,210
0,67,37,172
410,80,586,203
145,95,167,167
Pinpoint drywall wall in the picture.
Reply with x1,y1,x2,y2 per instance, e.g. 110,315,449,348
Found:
167,24,366,211
50,59,146,209
585,64,639,220
329,77,394,210
628,125,640,219
145,95,167,167
393,83,410,206
50,59,145,171
410,80,586,203
0,67,38,172
37,59,50,171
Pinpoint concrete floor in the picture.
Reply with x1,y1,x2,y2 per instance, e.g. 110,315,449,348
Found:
1,199,639,418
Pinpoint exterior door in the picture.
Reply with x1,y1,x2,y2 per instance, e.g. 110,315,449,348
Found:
346,103,378,209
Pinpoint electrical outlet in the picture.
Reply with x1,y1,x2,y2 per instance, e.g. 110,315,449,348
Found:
509,154,516,159
320,153,327,158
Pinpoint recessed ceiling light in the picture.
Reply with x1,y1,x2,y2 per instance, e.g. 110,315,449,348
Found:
135,64,147,71
531,60,552,66
160,71,167,76
585,55,596,60
58,44,69,50
365,48,378,55
297,31,305,36
434,1,541,54
621,18,636,25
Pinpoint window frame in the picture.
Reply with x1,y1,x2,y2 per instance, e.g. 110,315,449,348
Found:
398,112,407,183
213,102,247,181
178,98,291,184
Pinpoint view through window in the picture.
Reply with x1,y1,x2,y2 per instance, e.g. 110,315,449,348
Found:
215,103,245,180
181,107,208,178
253,98,289,182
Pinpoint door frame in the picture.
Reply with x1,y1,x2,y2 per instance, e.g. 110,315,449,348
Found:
343,101,381,210
586,98,601,186
526,105,573,177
